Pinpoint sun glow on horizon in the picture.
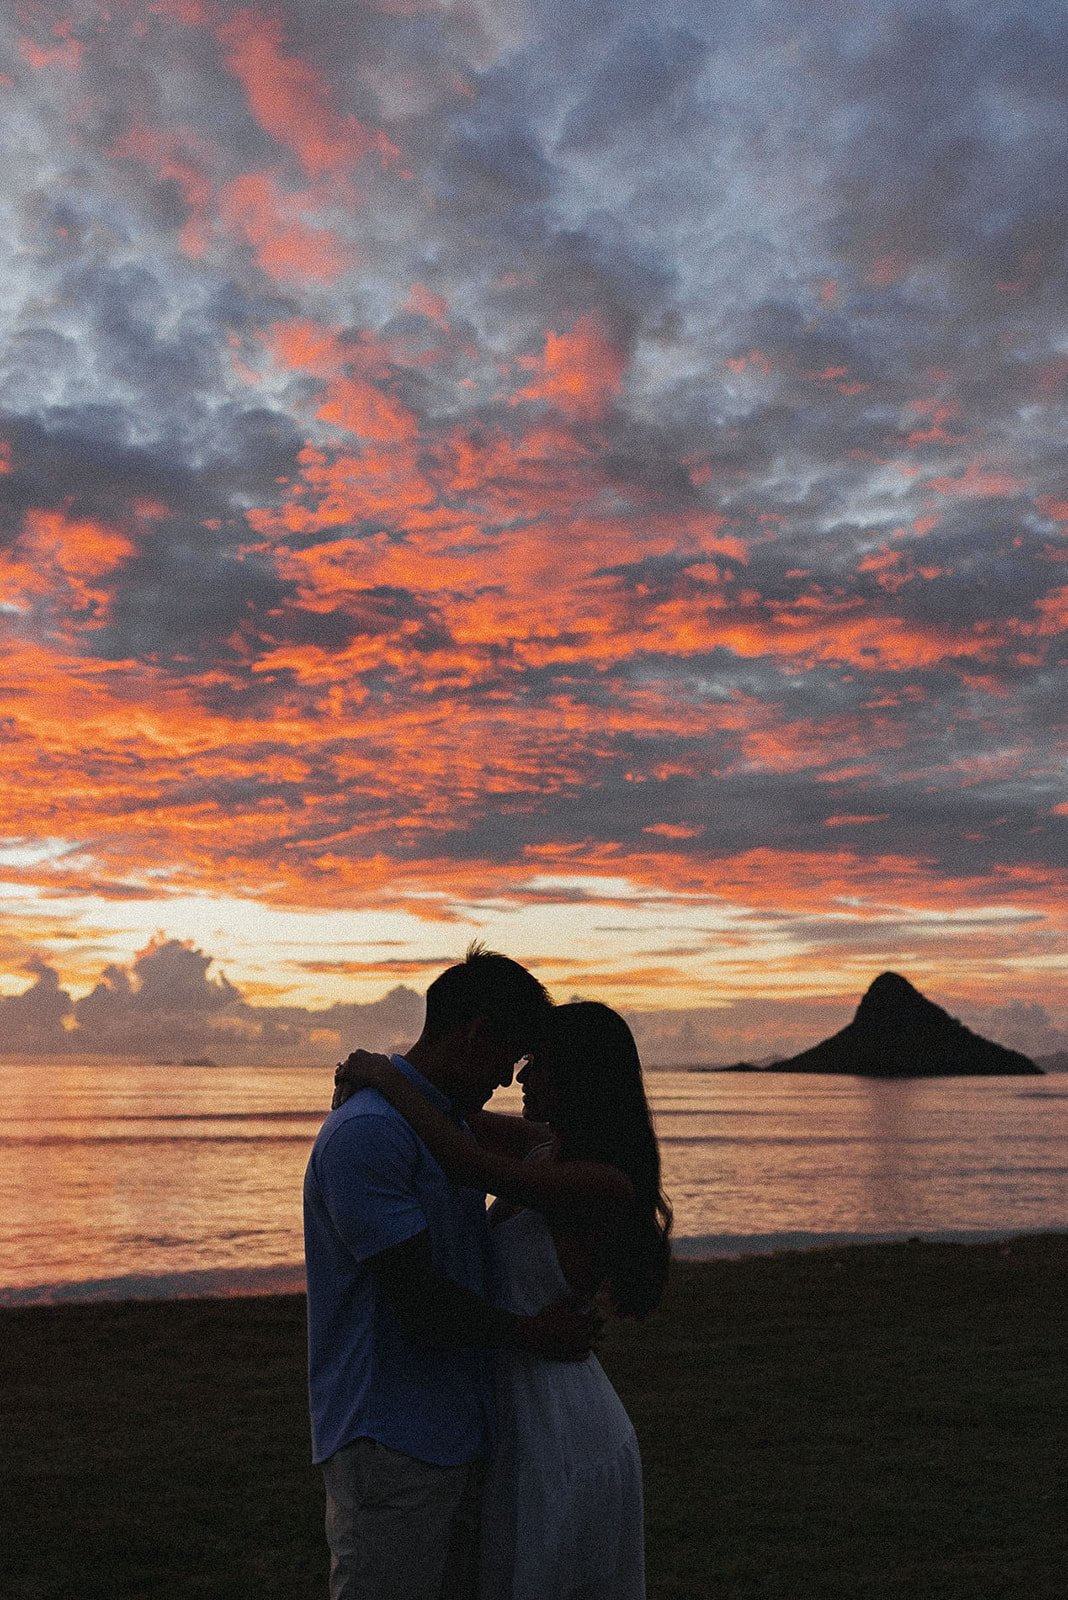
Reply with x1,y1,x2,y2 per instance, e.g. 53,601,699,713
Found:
0,0,1065,1065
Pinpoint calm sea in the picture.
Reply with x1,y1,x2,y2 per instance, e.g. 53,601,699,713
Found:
1,1063,1065,1304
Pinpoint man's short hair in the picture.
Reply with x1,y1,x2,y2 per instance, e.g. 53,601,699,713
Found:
423,943,552,1048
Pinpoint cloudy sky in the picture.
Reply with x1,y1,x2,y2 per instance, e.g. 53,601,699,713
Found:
0,0,1065,1064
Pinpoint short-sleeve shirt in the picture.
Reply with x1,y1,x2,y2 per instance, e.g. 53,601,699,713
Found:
303,1055,495,1466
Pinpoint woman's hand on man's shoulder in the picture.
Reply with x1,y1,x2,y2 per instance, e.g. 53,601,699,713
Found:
332,1049,393,1109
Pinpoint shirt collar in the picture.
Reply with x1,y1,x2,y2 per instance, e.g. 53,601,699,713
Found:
390,1052,459,1120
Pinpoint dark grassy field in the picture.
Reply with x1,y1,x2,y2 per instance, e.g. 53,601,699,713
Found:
1,1235,1065,1599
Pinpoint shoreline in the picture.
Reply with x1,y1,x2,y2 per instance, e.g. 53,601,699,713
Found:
4,1223,1067,1308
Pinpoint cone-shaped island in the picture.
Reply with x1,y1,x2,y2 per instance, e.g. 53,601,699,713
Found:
773,972,1041,1076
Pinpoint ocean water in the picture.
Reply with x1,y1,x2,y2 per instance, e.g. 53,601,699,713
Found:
1,1062,1065,1304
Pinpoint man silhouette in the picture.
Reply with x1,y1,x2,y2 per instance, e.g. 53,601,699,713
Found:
304,946,592,1600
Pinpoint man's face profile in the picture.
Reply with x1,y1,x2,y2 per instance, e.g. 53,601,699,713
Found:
454,1018,524,1112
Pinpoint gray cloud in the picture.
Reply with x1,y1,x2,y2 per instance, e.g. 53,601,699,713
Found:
0,0,1064,1022
560,25,710,154
0,940,424,1065
965,998,1068,1061
0,959,73,1054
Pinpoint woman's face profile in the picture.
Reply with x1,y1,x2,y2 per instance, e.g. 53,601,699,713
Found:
516,1052,555,1125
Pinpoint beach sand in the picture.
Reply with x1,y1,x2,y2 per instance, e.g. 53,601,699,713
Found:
2,1234,1065,1599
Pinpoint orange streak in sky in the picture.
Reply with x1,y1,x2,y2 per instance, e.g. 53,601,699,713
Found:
928,459,1024,499
218,9,400,177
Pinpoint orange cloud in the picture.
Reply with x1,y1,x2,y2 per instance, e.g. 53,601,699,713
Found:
19,30,84,72
1029,586,1068,637
1037,496,1068,525
642,823,704,839
623,589,1005,672
726,350,773,377
905,398,966,448
316,373,420,444
108,123,353,282
514,316,624,421
867,253,909,287
216,170,352,282
928,459,1024,500
218,9,400,178
265,319,420,440
404,283,449,327
266,317,343,374
27,509,133,577
1,509,134,621
108,121,215,240
824,814,890,828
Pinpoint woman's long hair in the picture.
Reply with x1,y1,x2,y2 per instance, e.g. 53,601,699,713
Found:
543,1002,672,1319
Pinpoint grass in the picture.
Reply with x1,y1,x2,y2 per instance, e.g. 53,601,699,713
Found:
1,1235,1065,1599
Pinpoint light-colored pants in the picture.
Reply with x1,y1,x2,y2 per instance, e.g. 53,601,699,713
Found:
322,1437,486,1600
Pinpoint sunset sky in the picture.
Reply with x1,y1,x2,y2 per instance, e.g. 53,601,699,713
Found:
0,0,1065,1065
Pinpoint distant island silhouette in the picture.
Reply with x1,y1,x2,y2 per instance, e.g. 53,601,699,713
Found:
725,972,1042,1076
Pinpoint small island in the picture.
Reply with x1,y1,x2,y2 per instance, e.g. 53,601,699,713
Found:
726,972,1042,1077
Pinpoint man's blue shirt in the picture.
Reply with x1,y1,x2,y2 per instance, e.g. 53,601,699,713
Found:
303,1055,495,1466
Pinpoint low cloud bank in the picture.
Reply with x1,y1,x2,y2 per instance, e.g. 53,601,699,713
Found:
2,939,1063,1067
0,940,422,1067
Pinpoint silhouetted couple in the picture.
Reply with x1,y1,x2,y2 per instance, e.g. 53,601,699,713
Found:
303,945,671,1599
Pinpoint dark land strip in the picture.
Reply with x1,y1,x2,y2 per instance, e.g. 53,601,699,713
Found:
1,1234,1065,1599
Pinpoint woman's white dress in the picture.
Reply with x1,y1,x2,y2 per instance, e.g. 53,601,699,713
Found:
479,1205,646,1600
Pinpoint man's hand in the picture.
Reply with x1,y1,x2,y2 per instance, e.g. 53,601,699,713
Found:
332,1049,393,1110
512,1294,603,1362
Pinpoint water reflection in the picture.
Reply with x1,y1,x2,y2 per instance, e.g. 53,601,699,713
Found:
0,1064,1066,1297
860,1077,918,1230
